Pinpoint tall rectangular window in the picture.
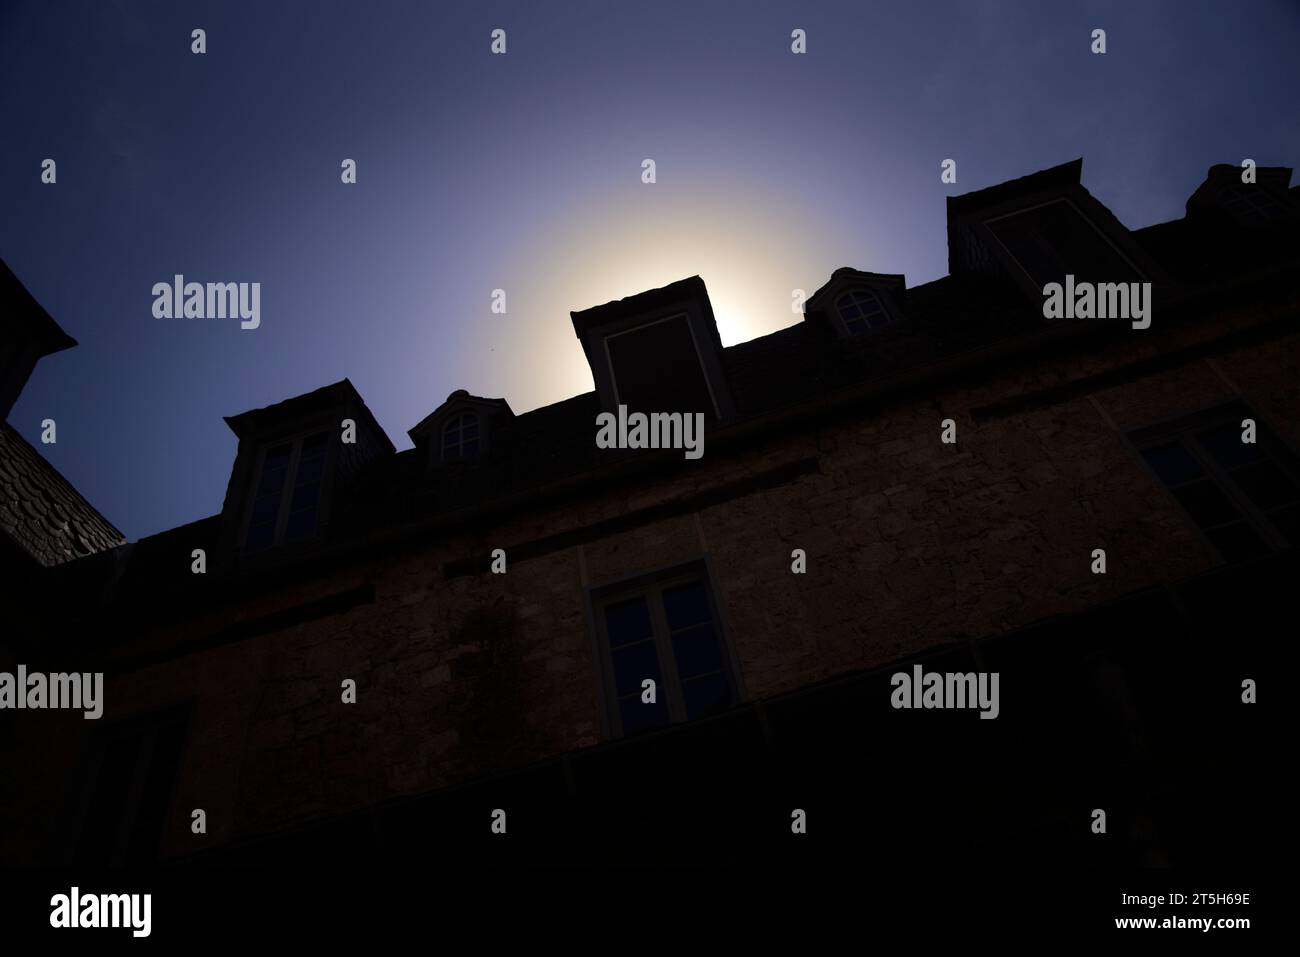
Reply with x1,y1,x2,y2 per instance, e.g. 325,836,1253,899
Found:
74,706,190,866
591,561,740,737
1130,402,1300,563
246,442,291,551
245,430,331,551
285,431,328,542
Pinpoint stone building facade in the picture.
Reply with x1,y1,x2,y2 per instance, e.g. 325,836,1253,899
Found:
2,159,1294,867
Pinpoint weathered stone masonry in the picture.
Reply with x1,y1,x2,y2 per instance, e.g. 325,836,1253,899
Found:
1,158,1295,864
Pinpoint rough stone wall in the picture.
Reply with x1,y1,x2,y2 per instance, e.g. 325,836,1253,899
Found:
4,314,1297,863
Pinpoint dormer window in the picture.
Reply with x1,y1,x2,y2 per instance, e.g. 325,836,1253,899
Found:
407,391,512,469
986,199,1142,287
245,430,329,551
834,289,897,336
222,379,396,557
570,277,737,423
604,313,717,417
1216,184,1288,224
805,268,908,341
442,412,480,461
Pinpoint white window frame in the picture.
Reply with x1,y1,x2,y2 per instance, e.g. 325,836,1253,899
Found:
601,312,722,419
984,197,1145,289
441,411,481,462
833,287,897,337
588,559,743,739
1216,184,1288,223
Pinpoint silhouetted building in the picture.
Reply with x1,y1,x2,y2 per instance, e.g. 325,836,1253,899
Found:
0,261,124,575
2,159,1295,867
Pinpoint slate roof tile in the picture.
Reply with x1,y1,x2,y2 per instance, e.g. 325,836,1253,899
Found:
0,422,124,567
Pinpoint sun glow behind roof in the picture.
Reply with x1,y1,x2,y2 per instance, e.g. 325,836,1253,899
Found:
498,182,860,411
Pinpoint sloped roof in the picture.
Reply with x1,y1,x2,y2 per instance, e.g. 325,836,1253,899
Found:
224,378,393,452
0,422,124,567
0,259,77,357
323,183,1294,543
945,158,1083,220
51,159,1300,588
408,390,513,443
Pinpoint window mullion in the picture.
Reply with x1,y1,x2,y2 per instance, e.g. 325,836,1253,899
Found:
274,438,304,546
1182,434,1285,549
648,587,685,723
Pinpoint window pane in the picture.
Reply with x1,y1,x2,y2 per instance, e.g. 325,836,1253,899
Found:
284,506,318,542
1034,201,1137,284
295,452,326,484
442,414,480,460
988,214,1060,288
256,467,288,498
443,420,462,449
604,597,653,648
1140,442,1204,486
1221,186,1286,222
262,443,291,469
1203,522,1270,564
1230,460,1300,511
1171,480,1241,528
1195,423,1262,469
605,315,715,418
249,444,291,548
837,290,890,335
125,720,188,864
839,292,872,314
250,494,280,525
671,623,724,680
246,521,275,552
601,574,734,734
619,694,670,736
682,673,732,720
290,480,321,513
256,446,291,495
611,640,660,696
662,581,710,630
74,735,140,864
990,201,1138,288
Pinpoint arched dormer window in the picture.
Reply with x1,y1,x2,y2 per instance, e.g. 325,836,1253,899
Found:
834,289,896,336
442,412,480,461
806,269,908,341
407,392,512,469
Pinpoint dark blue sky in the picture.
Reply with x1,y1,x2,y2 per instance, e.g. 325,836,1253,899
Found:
3,0,1298,540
